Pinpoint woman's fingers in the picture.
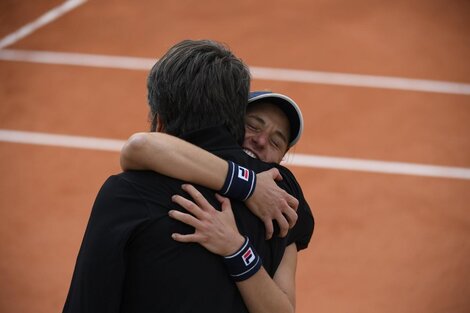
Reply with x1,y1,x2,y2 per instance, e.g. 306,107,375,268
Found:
275,211,290,238
282,204,298,229
285,193,299,212
215,193,232,212
171,232,202,243
263,219,274,240
267,167,283,182
171,191,242,256
182,184,214,212
171,194,206,218
168,208,201,229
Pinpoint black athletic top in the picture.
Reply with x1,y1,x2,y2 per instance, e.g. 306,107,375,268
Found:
63,126,314,313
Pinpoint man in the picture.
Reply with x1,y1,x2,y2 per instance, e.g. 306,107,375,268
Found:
63,39,313,313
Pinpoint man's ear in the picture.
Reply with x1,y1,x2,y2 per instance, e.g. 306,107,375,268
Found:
156,115,165,132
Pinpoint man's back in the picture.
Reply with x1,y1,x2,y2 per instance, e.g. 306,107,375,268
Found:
103,171,253,312
63,127,314,312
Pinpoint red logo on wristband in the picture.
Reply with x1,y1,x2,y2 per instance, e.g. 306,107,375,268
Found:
242,248,255,266
238,167,249,181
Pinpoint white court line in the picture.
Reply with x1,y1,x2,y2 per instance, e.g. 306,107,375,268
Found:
1,129,470,180
250,67,470,96
0,49,153,70
284,153,470,180
0,0,87,49
0,129,123,152
1,49,470,95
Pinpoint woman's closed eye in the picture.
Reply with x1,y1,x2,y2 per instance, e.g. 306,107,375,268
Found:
245,120,262,132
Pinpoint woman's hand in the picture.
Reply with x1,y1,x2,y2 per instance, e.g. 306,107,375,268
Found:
169,184,245,256
245,168,299,240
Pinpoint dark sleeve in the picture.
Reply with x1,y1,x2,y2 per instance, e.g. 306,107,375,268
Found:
276,165,315,251
63,175,150,313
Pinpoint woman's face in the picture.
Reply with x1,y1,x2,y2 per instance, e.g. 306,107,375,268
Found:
242,102,291,164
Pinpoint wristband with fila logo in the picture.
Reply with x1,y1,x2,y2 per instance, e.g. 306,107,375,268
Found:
223,236,262,282
220,161,256,201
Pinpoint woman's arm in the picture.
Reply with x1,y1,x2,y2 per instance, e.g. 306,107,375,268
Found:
170,184,296,313
237,244,297,313
121,132,226,190
120,132,298,238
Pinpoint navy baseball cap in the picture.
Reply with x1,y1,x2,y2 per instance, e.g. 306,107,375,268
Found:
248,91,304,147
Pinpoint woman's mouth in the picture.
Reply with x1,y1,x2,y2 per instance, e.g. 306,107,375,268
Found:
243,148,258,159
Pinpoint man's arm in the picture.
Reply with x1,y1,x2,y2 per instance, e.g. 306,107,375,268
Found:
120,132,298,238
169,184,297,313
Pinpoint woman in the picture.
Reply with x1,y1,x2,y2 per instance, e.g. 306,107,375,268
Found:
121,91,313,313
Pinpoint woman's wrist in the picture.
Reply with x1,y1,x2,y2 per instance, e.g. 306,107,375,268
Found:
222,234,246,257
222,236,263,282
220,161,257,201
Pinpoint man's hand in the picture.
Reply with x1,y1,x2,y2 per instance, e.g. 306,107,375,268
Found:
245,168,299,240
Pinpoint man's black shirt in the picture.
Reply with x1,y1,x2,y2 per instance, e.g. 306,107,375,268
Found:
63,126,314,313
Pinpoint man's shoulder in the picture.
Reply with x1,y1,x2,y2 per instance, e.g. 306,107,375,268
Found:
269,163,302,195
116,170,176,183
100,170,183,197
93,171,184,219
98,171,157,189
96,171,157,197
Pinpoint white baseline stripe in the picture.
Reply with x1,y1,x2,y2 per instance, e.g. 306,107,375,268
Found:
0,0,87,49
251,67,470,95
1,49,470,95
0,129,123,152
2,129,470,180
284,153,470,180
0,49,153,70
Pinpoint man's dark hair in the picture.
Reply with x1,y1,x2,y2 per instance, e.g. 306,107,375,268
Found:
147,39,250,144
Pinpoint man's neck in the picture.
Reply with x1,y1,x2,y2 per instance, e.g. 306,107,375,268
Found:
180,125,240,152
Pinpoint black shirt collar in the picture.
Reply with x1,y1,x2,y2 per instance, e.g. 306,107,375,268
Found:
180,125,241,153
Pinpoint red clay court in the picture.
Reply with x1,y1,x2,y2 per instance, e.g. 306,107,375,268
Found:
1,1,469,312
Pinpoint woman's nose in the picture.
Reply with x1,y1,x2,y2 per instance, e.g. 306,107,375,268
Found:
252,132,268,147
